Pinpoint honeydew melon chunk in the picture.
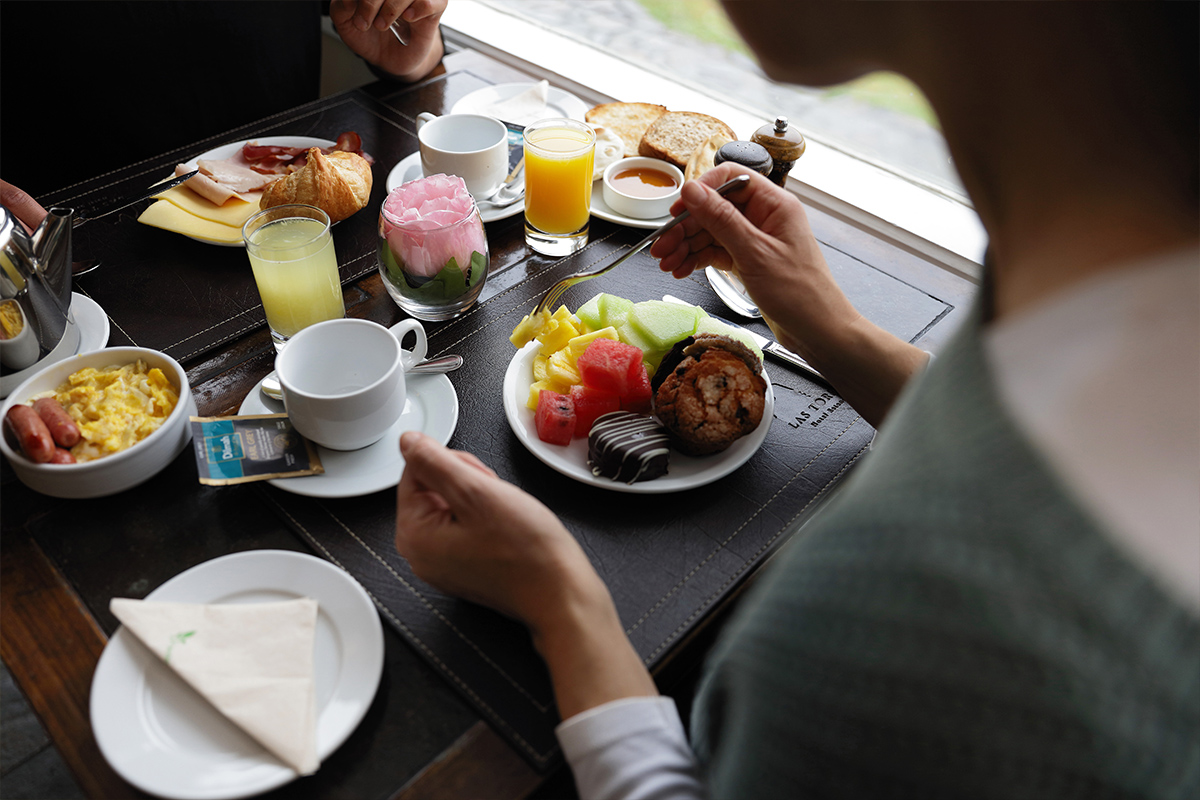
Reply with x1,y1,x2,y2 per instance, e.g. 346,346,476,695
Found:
628,300,705,351
693,316,765,362
547,348,582,385
598,294,634,328
566,326,620,358
576,294,604,331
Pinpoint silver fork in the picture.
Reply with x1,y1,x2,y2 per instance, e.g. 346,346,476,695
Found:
533,174,750,315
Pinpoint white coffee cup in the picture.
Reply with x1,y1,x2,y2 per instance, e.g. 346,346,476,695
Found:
417,112,509,200
276,318,428,451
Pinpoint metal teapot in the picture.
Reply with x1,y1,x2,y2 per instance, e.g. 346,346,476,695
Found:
0,205,74,372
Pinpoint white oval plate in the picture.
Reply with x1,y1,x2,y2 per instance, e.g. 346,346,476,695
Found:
451,82,588,126
385,151,524,224
238,354,458,498
589,180,672,230
179,136,337,247
502,342,773,493
90,550,384,800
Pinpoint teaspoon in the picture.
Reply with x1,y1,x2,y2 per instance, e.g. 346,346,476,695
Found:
259,354,463,401
705,266,761,319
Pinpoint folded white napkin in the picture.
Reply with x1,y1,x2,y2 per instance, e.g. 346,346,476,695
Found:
483,80,551,126
110,597,320,775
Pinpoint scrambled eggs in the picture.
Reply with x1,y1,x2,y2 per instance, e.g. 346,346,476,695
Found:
50,360,180,462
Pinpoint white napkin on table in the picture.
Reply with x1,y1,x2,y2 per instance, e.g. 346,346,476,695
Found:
482,80,551,126
110,597,320,775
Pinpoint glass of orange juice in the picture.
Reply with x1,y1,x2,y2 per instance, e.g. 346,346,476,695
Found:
523,118,596,257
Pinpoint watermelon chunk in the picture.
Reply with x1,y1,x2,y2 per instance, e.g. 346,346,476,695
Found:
577,338,644,396
621,367,653,414
535,390,575,445
569,385,621,437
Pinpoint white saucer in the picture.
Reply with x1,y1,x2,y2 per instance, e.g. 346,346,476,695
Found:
385,152,524,224
502,342,773,494
589,181,671,230
91,550,384,800
451,82,588,126
0,293,110,398
238,367,458,498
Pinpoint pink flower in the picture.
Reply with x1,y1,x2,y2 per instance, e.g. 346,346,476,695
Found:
381,174,487,278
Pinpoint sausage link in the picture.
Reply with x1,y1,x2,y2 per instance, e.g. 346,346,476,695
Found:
48,447,76,464
5,404,55,463
32,397,81,447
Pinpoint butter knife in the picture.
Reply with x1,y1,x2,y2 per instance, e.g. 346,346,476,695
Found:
73,169,199,226
662,294,825,382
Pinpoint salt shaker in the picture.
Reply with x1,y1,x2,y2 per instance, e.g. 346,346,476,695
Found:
713,140,773,178
751,115,806,186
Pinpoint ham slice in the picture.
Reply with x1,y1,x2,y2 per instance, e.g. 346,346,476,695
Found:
176,159,278,206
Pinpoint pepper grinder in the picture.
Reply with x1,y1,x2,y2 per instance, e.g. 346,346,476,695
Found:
751,115,806,186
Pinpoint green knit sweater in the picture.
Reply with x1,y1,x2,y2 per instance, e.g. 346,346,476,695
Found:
692,308,1200,798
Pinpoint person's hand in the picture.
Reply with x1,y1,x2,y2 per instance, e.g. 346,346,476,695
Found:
394,431,657,717
650,163,930,426
1,180,48,233
331,0,446,83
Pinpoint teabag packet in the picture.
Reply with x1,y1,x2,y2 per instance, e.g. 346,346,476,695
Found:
190,414,323,485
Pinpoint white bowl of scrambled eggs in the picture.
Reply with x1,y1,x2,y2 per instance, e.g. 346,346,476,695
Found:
0,347,197,498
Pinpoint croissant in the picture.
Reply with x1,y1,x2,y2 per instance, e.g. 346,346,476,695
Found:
259,148,373,222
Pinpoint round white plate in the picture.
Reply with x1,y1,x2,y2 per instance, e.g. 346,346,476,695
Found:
0,293,109,398
181,136,337,247
238,365,458,498
385,152,524,224
502,342,773,493
589,180,672,230
451,82,588,126
90,550,385,800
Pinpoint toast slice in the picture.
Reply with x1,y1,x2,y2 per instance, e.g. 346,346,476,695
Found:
639,112,738,170
585,102,669,157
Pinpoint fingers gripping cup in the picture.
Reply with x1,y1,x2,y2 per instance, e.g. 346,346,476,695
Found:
275,319,428,451
378,175,490,321
523,118,596,257
242,204,345,353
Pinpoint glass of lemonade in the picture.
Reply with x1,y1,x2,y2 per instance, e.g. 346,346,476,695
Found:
523,118,596,257
242,204,344,352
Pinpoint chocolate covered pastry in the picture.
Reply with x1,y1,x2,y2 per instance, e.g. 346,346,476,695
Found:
587,411,671,483
653,333,766,456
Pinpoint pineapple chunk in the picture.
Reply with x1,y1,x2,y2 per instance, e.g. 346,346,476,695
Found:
532,354,551,383
526,378,570,410
547,348,582,385
566,326,620,358
535,316,580,356
510,310,552,348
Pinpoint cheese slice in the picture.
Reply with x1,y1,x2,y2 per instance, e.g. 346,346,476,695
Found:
110,597,320,775
153,183,263,228
137,199,244,244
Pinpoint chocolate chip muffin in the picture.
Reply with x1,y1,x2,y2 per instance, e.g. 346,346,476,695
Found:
653,334,767,456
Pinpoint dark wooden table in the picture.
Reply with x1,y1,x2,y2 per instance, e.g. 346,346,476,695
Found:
0,48,978,800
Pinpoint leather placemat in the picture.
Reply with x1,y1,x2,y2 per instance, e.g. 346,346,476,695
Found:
257,222,951,771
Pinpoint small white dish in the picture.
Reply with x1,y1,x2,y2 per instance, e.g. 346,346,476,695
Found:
0,345,196,498
601,157,683,220
386,152,524,224
238,366,458,498
502,342,774,494
589,180,672,230
0,292,110,398
91,550,385,800
451,82,588,126
179,136,337,247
